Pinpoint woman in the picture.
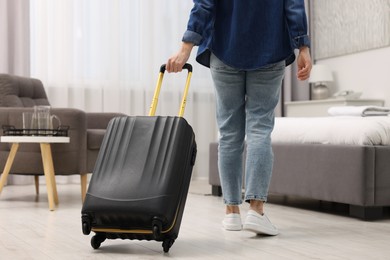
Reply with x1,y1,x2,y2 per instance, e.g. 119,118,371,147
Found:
167,0,312,235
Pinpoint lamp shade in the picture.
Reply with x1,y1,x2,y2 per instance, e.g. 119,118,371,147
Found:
309,64,333,83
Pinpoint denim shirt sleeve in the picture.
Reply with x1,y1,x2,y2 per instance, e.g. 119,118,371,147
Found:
284,0,310,49
182,0,215,46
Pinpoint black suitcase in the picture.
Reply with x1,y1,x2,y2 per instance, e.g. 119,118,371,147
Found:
81,64,197,253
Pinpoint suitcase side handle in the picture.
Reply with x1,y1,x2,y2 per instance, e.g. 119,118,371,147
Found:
148,63,193,117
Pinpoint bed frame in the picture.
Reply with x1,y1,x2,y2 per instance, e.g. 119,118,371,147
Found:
209,142,390,220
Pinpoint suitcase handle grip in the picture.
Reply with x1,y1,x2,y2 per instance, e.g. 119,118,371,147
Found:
159,63,193,73
149,63,193,117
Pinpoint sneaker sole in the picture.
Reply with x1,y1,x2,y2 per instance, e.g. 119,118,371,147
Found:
222,223,242,231
243,223,278,236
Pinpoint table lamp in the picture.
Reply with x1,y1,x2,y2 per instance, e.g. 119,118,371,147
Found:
309,64,333,100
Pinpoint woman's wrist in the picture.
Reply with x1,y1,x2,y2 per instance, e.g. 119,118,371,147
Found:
181,42,194,53
299,46,310,53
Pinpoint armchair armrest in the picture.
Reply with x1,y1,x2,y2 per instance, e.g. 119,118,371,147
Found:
50,108,87,148
50,108,88,174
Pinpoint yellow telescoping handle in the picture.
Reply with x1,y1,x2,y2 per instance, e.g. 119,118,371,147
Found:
148,63,193,117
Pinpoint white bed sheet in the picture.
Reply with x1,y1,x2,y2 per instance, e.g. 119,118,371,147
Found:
272,116,390,145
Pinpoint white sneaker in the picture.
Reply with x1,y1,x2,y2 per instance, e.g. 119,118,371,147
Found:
222,213,242,231
243,210,278,236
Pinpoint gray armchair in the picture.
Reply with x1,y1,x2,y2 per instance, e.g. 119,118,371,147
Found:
0,74,125,201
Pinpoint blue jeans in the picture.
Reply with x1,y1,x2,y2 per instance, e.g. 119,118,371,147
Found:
210,54,285,205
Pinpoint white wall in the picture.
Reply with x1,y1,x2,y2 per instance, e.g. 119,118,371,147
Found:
315,47,390,106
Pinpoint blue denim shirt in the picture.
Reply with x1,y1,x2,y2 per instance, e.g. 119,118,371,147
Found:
182,0,310,70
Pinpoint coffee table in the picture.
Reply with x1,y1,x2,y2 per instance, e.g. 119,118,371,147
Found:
0,136,70,211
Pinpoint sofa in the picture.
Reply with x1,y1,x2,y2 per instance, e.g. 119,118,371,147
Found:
209,117,390,220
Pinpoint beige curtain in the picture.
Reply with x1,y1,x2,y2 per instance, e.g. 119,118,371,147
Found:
0,0,30,76
0,0,31,184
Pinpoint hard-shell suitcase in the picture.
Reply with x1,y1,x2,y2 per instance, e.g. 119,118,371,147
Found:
81,64,197,253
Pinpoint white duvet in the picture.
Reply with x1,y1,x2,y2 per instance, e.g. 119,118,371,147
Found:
272,116,390,145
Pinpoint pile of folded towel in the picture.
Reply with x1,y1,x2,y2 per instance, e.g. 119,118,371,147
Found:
328,106,390,117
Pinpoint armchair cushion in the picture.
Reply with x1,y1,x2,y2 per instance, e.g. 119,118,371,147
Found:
86,112,126,150
86,112,126,129
87,129,106,150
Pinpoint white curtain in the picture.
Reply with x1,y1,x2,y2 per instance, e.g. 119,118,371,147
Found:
30,0,218,181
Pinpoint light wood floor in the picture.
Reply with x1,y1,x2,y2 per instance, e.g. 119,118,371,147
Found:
0,179,389,260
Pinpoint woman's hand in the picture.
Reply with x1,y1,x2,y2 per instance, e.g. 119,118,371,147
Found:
297,46,312,81
166,42,194,73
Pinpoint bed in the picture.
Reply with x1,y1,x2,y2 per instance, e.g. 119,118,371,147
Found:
208,116,390,220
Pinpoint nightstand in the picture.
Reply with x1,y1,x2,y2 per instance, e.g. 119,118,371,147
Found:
285,99,385,117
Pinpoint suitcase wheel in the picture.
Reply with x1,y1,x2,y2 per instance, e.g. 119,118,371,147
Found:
81,215,92,235
162,239,175,253
91,233,106,249
82,221,91,235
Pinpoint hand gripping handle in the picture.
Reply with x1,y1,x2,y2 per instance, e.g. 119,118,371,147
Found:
148,63,193,117
159,63,193,73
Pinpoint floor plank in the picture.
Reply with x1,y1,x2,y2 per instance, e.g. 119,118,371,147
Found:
0,180,389,259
